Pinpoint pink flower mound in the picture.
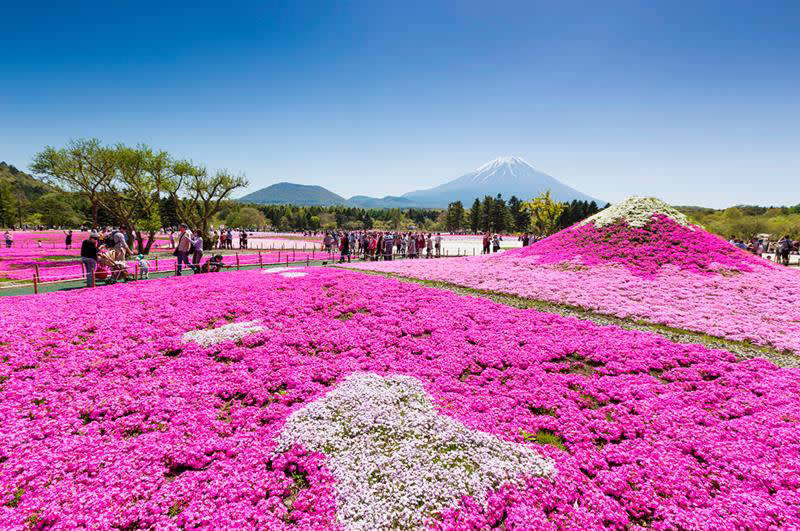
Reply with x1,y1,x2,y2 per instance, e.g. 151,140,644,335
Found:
509,215,769,278
1,268,799,529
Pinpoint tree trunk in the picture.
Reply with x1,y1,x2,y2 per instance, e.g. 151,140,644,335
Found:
142,231,157,254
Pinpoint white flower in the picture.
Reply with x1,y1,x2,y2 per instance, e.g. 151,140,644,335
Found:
279,271,307,278
263,267,303,274
581,196,693,228
274,372,555,530
181,320,264,347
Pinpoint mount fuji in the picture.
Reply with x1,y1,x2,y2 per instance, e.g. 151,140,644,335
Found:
401,156,602,207
238,157,602,208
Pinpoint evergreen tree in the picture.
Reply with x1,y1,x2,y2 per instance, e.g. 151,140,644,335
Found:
469,198,481,233
445,201,465,232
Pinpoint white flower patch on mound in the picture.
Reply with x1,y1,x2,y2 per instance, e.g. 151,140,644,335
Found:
181,320,264,347
279,271,307,278
274,372,555,530
580,196,693,228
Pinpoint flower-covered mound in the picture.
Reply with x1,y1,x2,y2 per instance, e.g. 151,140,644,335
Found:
1,268,799,529
275,372,554,529
349,197,800,353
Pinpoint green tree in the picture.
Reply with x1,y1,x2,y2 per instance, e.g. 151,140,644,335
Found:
469,198,481,233
508,195,528,232
31,138,116,227
445,201,466,232
227,206,267,229
33,192,82,227
522,190,566,236
0,180,17,227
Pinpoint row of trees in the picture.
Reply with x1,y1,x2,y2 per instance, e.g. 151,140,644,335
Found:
445,194,603,234
682,205,800,239
29,139,248,252
217,204,443,232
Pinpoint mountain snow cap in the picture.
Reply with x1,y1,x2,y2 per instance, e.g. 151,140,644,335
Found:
580,196,693,228
475,156,529,173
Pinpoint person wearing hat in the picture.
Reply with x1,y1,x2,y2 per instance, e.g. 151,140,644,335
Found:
136,254,150,279
80,232,100,287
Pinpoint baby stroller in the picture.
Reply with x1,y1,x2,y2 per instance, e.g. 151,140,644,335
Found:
96,251,130,284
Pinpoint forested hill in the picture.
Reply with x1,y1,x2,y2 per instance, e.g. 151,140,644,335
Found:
0,161,53,200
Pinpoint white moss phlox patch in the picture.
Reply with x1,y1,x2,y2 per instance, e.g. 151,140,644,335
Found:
279,272,307,278
581,196,693,228
182,320,264,347
263,267,303,274
274,372,555,530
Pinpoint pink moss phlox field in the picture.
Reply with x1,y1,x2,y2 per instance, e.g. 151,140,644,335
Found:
1,269,799,529
349,215,800,352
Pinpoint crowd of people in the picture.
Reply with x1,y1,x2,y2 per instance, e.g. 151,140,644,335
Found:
730,235,798,266
76,224,231,287
322,231,444,263
320,230,536,263
166,227,250,251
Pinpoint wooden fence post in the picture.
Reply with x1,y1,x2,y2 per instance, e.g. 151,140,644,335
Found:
155,256,159,272
33,274,38,294
259,251,263,268
34,264,40,283
236,253,240,270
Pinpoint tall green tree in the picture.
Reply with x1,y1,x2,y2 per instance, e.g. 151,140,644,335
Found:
31,138,117,227
522,190,566,236
469,198,481,233
166,162,248,249
445,201,466,232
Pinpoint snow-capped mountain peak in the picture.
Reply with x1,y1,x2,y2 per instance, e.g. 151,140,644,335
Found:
467,156,535,184
401,156,603,206
475,156,528,172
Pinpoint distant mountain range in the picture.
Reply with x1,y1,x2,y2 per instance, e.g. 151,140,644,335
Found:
238,157,603,208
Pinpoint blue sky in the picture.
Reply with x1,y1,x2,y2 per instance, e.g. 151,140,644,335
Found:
1,0,798,207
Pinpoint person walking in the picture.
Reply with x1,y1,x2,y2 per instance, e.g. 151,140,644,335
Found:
192,231,204,269
174,223,195,275
64,230,73,249
778,235,792,266
168,231,175,249
434,233,442,257
384,232,394,261
339,231,351,263
425,234,433,258
80,232,99,287
4,231,12,248
112,229,132,262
